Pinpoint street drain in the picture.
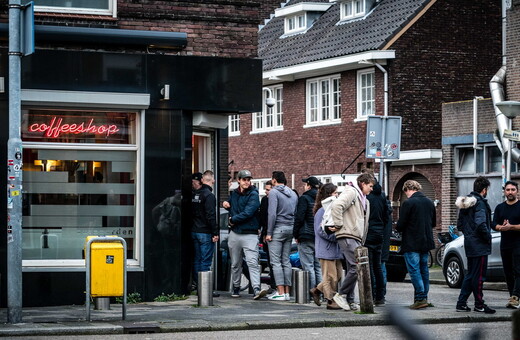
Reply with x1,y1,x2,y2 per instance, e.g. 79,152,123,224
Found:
123,325,160,334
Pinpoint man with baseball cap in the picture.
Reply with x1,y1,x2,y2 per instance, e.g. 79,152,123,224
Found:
223,170,267,300
294,177,322,295
191,172,218,292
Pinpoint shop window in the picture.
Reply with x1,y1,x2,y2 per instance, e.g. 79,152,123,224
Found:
21,109,138,265
34,0,116,17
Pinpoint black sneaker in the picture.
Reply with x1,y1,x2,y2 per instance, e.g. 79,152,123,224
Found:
231,286,240,298
253,288,267,300
474,305,496,314
456,303,471,312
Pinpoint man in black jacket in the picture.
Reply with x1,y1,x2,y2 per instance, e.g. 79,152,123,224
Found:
366,182,388,306
294,176,322,292
191,172,218,288
455,176,495,314
396,180,435,309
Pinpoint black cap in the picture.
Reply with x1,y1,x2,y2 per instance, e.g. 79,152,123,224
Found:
192,172,203,182
302,176,320,188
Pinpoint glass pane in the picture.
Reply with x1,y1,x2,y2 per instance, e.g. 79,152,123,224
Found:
476,148,484,173
458,149,475,173
22,109,136,144
487,146,502,173
22,148,136,260
35,0,109,10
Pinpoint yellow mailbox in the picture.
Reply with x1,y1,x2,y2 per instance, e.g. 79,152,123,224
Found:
86,236,124,297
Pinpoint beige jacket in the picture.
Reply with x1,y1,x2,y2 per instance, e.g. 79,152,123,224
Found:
330,185,370,243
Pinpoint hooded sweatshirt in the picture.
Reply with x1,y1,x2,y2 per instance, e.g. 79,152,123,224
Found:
267,184,298,236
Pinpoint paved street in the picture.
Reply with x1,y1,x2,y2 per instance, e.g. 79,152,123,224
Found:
0,270,515,338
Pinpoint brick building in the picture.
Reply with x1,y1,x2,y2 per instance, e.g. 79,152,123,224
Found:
229,0,501,231
0,0,279,307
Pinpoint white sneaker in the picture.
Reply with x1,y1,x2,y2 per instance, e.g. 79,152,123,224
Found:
333,293,350,311
285,293,290,301
268,293,286,301
349,302,359,311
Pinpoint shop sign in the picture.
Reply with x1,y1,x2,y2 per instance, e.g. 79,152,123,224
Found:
28,116,120,138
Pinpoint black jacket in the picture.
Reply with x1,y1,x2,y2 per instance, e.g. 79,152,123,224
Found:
365,183,388,247
455,192,491,257
191,184,217,236
259,196,269,238
381,198,393,262
293,188,317,242
396,191,436,253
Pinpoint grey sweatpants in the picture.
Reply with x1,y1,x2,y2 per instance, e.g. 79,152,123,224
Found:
228,230,261,289
338,237,361,303
268,226,293,286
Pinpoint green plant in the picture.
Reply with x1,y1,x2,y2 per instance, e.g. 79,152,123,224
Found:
116,292,142,304
154,292,189,302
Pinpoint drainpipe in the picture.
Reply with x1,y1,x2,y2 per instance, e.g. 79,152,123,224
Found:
374,62,389,194
473,96,483,150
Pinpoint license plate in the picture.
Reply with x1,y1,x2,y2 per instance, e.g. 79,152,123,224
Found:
389,245,399,252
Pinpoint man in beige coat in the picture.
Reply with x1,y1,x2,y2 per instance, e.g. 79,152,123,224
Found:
329,173,374,311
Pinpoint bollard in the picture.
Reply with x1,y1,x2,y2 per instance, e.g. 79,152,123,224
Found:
198,271,213,307
94,297,110,310
290,267,300,297
295,270,309,304
355,246,374,313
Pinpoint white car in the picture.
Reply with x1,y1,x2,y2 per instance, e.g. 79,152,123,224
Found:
442,230,504,288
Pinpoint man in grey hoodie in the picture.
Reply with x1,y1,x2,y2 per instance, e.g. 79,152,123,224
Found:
266,171,298,301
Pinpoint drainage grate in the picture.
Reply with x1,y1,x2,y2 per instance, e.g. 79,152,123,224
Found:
123,325,161,334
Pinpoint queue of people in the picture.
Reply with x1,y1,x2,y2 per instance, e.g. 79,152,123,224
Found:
191,168,518,313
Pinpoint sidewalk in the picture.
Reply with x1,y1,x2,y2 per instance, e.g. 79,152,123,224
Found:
0,270,513,337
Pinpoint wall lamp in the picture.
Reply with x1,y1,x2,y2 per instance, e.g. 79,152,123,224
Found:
160,84,170,101
262,87,276,108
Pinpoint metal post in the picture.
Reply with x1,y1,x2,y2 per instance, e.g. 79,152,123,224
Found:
198,271,213,307
7,0,23,324
94,298,110,310
290,267,300,297
295,270,309,304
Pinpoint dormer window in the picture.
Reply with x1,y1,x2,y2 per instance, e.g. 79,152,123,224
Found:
286,14,306,33
276,2,332,36
341,0,365,20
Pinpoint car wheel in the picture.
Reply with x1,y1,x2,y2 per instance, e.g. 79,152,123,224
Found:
444,256,464,288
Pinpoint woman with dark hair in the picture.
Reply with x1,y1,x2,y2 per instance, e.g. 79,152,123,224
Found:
309,183,343,309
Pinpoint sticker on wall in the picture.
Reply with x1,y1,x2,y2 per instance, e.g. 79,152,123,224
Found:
7,197,12,209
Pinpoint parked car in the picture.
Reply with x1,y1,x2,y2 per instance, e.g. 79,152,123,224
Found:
442,230,504,288
386,229,409,282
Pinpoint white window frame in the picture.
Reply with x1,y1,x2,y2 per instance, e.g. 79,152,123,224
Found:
229,114,240,136
251,85,283,133
356,68,375,120
340,0,366,20
285,13,307,34
35,0,117,18
305,75,341,127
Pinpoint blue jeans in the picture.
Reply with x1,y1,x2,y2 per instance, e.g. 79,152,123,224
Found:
298,240,322,289
403,251,430,302
381,262,387,297
192,232,214,283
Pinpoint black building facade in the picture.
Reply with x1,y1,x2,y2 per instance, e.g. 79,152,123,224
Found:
0,48,261,306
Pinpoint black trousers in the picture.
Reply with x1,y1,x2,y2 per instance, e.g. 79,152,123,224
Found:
501,247,520,297
367,245,385,301
457,256,487,308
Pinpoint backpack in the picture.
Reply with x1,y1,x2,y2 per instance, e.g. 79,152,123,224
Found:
156,197,181,235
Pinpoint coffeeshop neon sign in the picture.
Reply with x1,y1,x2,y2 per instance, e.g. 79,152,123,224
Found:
28,117,120,138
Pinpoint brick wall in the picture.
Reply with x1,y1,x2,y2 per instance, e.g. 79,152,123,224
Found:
228,70,382,188
390,0,501,150
508,1,520,99
0,0,270,58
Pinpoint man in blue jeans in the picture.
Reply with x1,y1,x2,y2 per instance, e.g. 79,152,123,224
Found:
191,172,218,291
396,180,436,309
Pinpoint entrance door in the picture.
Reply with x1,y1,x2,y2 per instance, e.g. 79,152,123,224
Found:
192,132,213,174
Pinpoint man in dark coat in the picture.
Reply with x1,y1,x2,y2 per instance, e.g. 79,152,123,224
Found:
191,172,218,287
294,176,322,290
396,180,436,309
366,182,388,305
455,176,495,314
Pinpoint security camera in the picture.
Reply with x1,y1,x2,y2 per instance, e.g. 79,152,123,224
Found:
266,97,276,108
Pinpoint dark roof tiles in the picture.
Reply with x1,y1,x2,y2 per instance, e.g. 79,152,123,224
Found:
260,0,431,71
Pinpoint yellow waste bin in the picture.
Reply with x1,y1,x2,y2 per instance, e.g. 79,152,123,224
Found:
86,236,124,297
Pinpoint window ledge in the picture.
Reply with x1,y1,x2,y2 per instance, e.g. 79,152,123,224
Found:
303,120,341,128
353,117,368,122
35,12,117,21
250,127,284,134
229,132,241,137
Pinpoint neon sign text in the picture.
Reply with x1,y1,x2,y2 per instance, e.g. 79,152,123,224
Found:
28,117,120,138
